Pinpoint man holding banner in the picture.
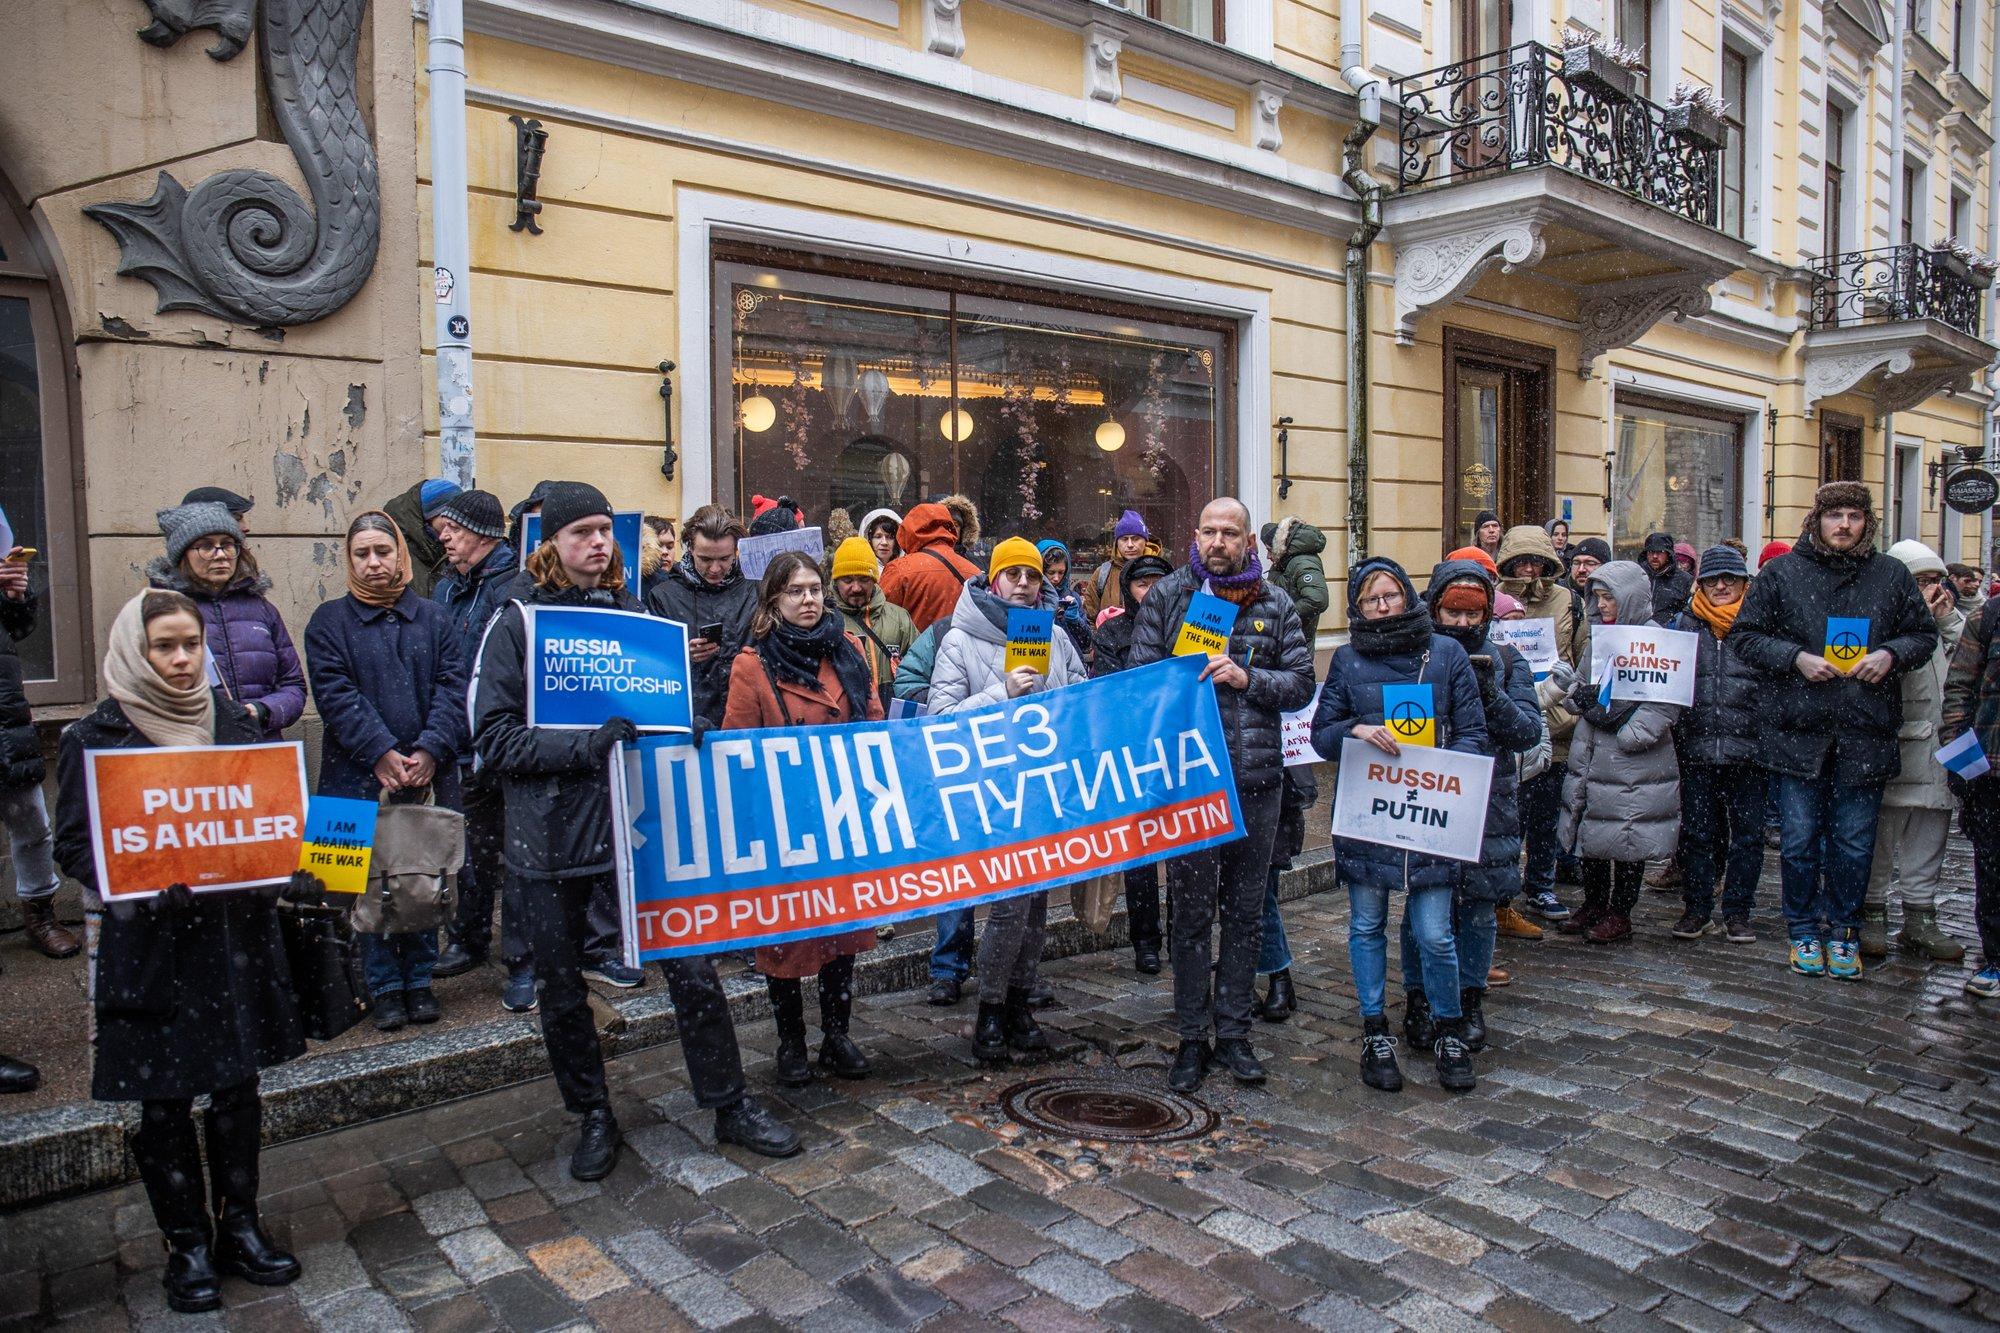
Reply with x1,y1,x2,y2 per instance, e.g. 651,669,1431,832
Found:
1732,483,1936,980
1130,499,1314,1094
473,482,799,1179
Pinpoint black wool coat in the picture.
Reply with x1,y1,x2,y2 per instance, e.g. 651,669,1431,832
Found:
1669,612,1764,768
647,556,759,729
0,590,43,787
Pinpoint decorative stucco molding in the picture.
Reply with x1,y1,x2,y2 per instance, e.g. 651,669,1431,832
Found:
1251,80,1284,151
923,0,965,58
1392,220,1547,345
1576,272,1717,377
132,0,255,58
1084,21,1124,104
1804,348,1914,409
1876,367,1971,418
87,0,381,327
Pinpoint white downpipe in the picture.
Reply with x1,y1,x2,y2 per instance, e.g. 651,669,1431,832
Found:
1339,0,1384,125
1884,0,1905,544
428,0,477,488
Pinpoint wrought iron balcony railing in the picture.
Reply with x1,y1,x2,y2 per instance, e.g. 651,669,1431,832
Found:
1392,42,1723,229
1808,245,1988,338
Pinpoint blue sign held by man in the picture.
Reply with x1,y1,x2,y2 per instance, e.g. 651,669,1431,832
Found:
525,604,693,732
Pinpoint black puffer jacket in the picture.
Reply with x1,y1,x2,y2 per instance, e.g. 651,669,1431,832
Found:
1648,562,1693,623
1731,536,1937,784
1128,563,1315,790
647,554,759,729
472,582,644,880
1669,611,1763,767
0,590,42,787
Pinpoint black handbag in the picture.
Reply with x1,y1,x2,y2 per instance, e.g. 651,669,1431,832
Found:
280,906,369,1041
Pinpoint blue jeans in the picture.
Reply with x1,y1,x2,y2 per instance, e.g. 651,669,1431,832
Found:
1399,897,1495,999
1258,866,1293,974
1776,770,1885,943
1682,761,1767,920
930,908,974,982
1350,883,1459,1020
360,930,439,998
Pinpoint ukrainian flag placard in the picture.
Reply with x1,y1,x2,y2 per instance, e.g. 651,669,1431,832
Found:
1382,682,1437,748
1003,607,1053,674
298,795,377,894
1823,617,1870,672
1174,591,1240,657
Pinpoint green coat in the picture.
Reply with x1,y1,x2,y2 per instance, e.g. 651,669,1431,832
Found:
1267,517,1329,641
840,586,918,705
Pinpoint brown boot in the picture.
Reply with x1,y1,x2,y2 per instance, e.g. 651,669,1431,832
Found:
21,899,79,960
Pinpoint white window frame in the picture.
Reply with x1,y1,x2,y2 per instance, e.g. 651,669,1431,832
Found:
1718,26,1769,253
1894,437,1924,541
1825,88,1862,260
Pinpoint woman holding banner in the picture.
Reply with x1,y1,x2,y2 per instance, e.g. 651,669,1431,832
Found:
472,482,800,1180
305,512,466,1030
53,589,306,1312
723,550,883,1085
1556,561,1684,946
1310,557,1486,1095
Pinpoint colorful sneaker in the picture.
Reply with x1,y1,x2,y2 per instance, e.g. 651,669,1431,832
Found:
1789,939,1826,976
1966,966,2000,998
1826,939,1863,980
1526,891,1571,921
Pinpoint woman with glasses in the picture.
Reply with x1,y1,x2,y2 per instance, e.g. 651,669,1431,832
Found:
146,502,306,742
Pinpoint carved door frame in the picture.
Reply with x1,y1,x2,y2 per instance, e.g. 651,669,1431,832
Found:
1442,326,1555,555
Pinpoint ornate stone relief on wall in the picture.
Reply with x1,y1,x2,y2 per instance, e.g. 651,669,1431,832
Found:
85,0,381,327
1576,273,1715,377
924,0,965,58
1084,22,1124,104
1392,220,1547,344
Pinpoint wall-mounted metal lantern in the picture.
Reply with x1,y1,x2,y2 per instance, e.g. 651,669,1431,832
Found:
509,115,549,235
1275,416,1295,499
658,360,679,481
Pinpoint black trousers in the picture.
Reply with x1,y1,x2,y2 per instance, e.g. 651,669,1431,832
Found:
1957,776,2000,958
1124,863,1161,950
1582,858,1644,916
767,954,855,1037
450,770,529,966
1167,782,1282,1043
133,1075,260,1238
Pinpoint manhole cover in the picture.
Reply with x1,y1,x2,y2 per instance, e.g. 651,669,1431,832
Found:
999,1077,1218,1143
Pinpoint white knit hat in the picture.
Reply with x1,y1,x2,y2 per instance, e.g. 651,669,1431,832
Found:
1887,538,1947,578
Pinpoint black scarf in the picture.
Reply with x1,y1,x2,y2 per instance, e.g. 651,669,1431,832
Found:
1349,605,1435,658
757,610,875,719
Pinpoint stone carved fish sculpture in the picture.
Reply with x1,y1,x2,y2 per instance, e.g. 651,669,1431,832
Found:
86,0,381,327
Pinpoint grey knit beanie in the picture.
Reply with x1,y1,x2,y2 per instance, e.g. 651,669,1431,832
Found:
156,502,242,565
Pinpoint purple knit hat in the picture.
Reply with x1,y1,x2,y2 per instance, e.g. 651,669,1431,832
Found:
1114,509,1148,540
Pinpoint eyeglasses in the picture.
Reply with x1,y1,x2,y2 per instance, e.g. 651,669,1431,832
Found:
1915,573,1945,588
189,541,238,557
779,585,823,600
1358,593,1403,608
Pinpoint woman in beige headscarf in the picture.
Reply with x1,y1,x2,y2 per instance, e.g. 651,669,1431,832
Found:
53,589,306,1313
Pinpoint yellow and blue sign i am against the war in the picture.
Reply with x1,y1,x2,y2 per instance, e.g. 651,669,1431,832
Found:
1174,591,1240,657
298,795,377,894
1824,617,1870,672
1003,607,1053,674
1381,682,1436,748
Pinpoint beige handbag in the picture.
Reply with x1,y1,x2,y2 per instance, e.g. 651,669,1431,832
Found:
1068,873,1118,937
348,790,465,935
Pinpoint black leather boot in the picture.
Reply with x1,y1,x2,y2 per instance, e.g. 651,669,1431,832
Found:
768,978,811,1087
161,1228,223,1313
1402,988,1435,1048
212,1201,301,1285
1003,987,1051,1054
1360,1015,1402,1093
134,1104,221,1312
715,1097,801,1157
0,1053,39,1094
1168,1039,1210,1093
1433,1018,1477,1093
1211,1038,1267,1084
204,1085,299,1286
973,1002,1009,1063
1459,987,1488,1053
570,1108,622,1182
1258,969,1297,1022
816,965,870,1079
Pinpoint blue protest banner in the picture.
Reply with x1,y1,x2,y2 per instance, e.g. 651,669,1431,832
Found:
613,656,1245,961
520,510,644,591
525,605,694,732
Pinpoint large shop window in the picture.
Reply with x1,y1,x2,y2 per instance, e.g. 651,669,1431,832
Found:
1611,395,1744,560
714,249,1234,564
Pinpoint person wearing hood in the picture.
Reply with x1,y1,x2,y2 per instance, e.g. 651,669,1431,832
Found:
879,501,979,631
304,512,467,1029
1639,532,1694,622
1035,539,1094,659
1409,559,1542,1052
1261,518,1331,641
147,502,307,743
860,508,901,568
1732,482,1936,980
1471,510,1504,559
829,536,917,709
1494,524,1589,923
1130,500,1315,1093
379,479,460,598
53,589,308,1312
648,505,759,734
1082,509,1154,622
639,514,678,604
723,551,882,1085
1672,542,1699,577
474,483,799,1177
939,493,984,564
930,539,1087,1063
1666,546,1767,945
1310,556,1486,1095
1557,561,1685,944
1864,541,1966,963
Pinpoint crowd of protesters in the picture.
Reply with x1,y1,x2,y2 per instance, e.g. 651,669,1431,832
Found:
1,469,1997,1316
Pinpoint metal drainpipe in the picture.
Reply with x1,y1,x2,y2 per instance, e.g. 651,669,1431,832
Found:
1884,0,1906,545
429,0,477,488
1341,14,1385,575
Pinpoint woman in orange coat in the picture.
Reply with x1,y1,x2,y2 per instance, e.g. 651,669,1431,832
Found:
723,550,883,1085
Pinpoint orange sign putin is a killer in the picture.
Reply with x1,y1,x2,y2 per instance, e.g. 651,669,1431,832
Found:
84,742,309,899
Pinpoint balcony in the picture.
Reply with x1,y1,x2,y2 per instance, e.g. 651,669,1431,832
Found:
1802,245,1996,418
1382,42,1754,370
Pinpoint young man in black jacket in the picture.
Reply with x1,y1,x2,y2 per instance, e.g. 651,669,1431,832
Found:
473,483,799,1179
647,505,758,734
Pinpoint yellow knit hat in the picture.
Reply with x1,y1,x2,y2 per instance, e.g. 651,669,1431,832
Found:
988,536,1044,581
830,536,878,582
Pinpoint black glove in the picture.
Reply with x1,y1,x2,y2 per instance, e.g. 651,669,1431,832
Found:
689,716,714,749
588,717,639,764
1473,658,1501,703
161,882,195,912
283,870,328,907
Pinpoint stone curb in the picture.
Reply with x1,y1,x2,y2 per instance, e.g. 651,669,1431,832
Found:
0,853,1336,1211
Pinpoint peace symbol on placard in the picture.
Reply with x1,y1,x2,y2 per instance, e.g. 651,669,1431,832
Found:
1388,701,1429,736
1828,630,1864,662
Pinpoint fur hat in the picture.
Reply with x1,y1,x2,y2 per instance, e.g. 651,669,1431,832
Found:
1802,480,1876,550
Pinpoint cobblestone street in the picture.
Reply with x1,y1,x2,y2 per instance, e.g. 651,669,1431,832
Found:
4,857,1997,1333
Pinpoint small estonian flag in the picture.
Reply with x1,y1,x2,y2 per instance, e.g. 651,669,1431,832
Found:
1937,730,1991,781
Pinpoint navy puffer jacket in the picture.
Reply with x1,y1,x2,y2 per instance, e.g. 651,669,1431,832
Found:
1310,557,1489,893
146,558,307,741
1668,609,1763,767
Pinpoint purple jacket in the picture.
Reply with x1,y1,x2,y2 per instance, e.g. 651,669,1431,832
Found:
147,558,308,740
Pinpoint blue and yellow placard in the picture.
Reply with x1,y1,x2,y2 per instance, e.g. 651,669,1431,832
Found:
1003,607,1053,674
1174,591,1240,657
1823,616,1870,672
1381,682,1436,748
298,796,377,895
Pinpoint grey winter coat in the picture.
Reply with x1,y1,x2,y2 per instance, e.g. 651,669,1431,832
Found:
930,577,1087,712
1560,561,1683,863
1884,601,1965,809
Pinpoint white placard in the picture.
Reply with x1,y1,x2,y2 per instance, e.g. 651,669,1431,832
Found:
1588,625,1698,706
0,504,13,556
738,526,824,580
1489,618,1558,679
1281,704,1317,767
1331,737,1493,864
